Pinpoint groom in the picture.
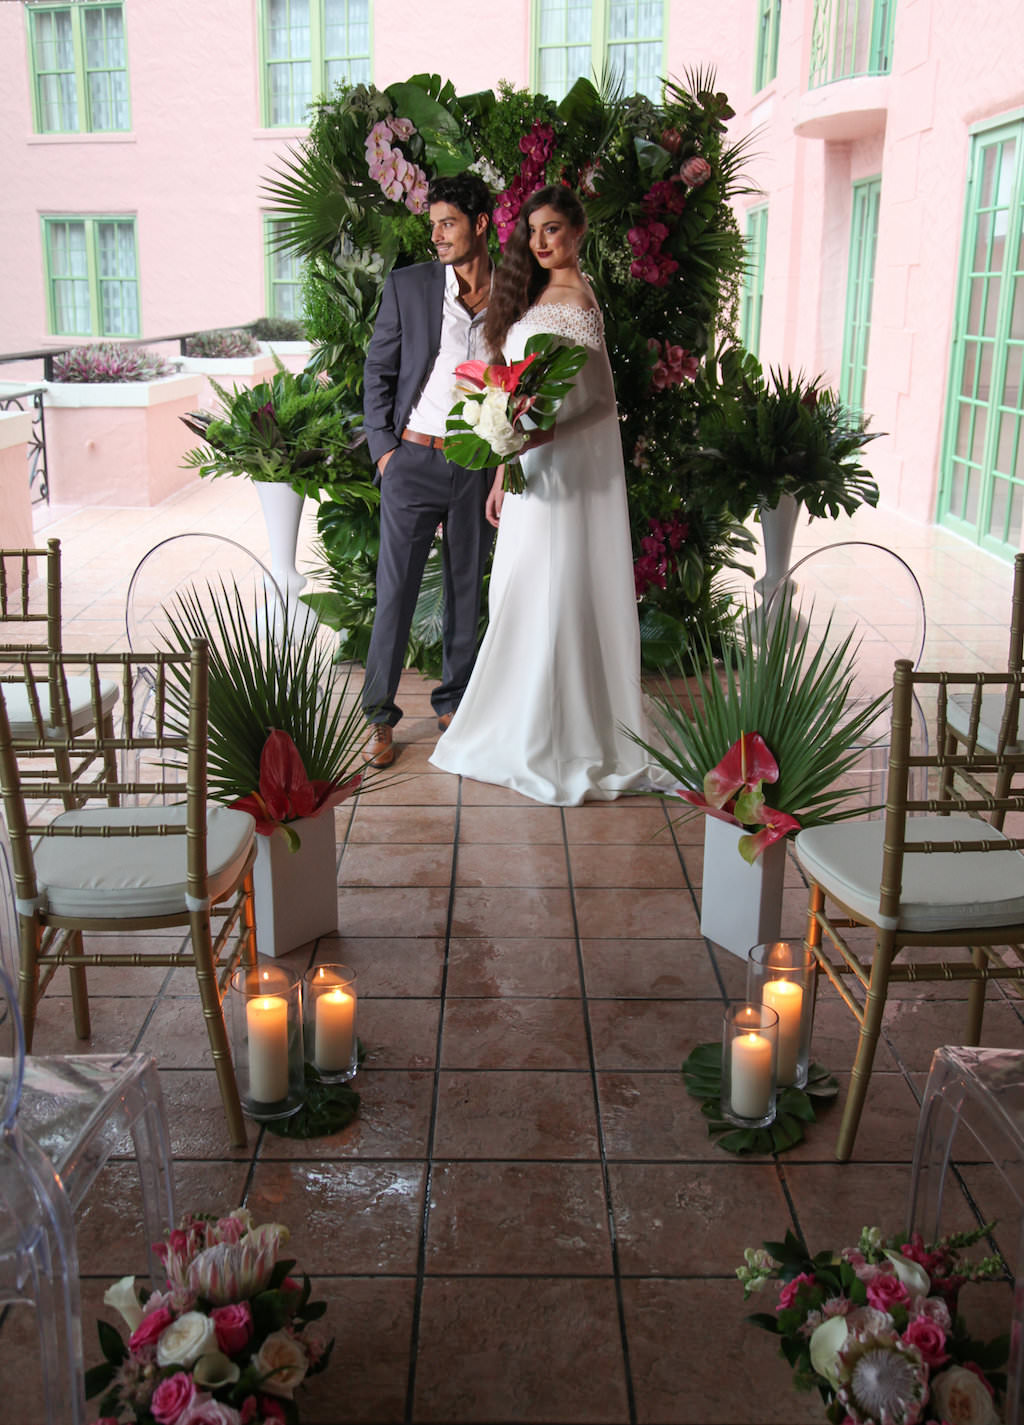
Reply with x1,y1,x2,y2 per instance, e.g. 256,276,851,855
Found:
360,171,495,768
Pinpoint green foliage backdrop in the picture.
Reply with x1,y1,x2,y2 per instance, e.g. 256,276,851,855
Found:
265,71,758,667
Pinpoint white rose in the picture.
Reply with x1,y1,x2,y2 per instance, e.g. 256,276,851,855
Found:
156,1309,218,1367
103,1274,144,1332
476,389,526,457
193,1350,241,1388
809,1315,848,1386
252,1329,309,1398
929,1365,1001,1425
458,399,482,429
883,1248,931,1297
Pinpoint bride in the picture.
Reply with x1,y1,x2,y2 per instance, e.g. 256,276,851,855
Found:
429,185,659,806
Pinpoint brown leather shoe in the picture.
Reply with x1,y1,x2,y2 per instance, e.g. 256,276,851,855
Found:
362,724,395,768
437,712,454,732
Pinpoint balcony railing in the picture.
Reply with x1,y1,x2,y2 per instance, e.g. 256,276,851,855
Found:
808,0,895,88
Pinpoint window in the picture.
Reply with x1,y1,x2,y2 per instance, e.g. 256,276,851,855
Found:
27,3,129,134
739,206,768,357
754,0,781,91
43,217,139,336
808,0,895,89
938,119,1024,556
265,219,304,320
261,0,371,127
534,0,664,103
840,177,881,416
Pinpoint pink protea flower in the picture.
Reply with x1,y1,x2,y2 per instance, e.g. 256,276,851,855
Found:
680,155,712,187
187,1235,280,1305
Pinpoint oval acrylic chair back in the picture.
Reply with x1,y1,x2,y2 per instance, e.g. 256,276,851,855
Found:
0,958,86,1424
124,533,287,790
766,542,930,814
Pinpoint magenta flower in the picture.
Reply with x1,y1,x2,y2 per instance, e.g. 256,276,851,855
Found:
150,1372,198,1425
866,1272,911,1313
230,729,361,841
902,1315,948,1368
675,732,801,862
212,1302,254,1356
777,1272,818,1312
128,1306,173,1353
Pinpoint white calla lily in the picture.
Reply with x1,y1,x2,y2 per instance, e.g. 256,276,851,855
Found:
103,1275,144,1332
809,1315,849,1386
193,1350,241,1389
882,1249,931,1297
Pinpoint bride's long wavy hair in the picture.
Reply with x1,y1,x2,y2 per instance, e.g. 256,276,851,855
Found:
484,186,587,357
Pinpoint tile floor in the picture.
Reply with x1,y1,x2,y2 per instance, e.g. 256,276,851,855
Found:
2,479,1022,1424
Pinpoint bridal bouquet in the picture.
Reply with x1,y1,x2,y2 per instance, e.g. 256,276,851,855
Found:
88,1209,332,1424
737,1224,1009,1425
444,332,587,493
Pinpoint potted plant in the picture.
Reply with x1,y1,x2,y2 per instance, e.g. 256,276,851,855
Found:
159,579,374,956
630,593,886,956
680,346,882,600
44,341,201,507
180,361,374,611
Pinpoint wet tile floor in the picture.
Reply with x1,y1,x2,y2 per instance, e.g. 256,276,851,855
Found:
2,479,1022,1423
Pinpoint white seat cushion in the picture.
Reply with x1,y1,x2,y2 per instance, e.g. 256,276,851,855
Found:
34,804,255,918
794,813,1024,933
2,678,120,739
946,689,1022,752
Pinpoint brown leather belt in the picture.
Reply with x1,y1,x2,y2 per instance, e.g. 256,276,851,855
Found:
401,428,446,449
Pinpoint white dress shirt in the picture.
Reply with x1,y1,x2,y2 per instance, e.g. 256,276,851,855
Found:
405,264,489,437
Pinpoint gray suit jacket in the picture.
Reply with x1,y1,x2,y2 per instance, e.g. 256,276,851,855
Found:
363,262,446,466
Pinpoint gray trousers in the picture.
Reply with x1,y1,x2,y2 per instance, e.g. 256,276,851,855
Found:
361,439,494,726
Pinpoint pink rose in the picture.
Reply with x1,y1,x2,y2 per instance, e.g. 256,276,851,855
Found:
866,1271,911,1312
903,1315,948,1368
258,1398,287,1422
776,1272,817,1311
212,1302,253,1356
129,1306,174,1353
181,1400,242,1425
150,1371,198,1425
679,155,712,187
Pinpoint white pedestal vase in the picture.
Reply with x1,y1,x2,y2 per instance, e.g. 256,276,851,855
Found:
252,812,339,957
255,480,316,639
754,493,802,604
699,815,787,959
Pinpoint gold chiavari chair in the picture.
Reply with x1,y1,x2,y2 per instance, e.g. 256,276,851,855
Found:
795,659,1024,1160
0,640,258,1147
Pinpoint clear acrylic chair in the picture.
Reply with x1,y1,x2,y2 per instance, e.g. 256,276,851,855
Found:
767,542,929,813
907,1045,1024,1425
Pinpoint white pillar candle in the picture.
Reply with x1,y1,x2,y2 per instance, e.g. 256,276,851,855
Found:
246,994,289,1103
315,986,355,1072
730,1030,774,1119
763,978,803,1086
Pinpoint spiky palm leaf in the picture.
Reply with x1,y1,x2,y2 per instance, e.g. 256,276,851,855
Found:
159,581,371,807
633,590,887,828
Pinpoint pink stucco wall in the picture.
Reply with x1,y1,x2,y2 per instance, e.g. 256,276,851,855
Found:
0,412,36,555
2,1,1022,531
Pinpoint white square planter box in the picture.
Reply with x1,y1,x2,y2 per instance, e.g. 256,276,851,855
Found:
252,811,338,958
699,815,787,959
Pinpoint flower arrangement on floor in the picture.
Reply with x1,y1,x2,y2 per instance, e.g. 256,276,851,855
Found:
88,1209,332,1423
264,69,755,666
737,1224,1010,1425
443,334,587,492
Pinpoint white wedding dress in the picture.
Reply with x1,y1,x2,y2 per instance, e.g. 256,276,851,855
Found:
429,300,659,806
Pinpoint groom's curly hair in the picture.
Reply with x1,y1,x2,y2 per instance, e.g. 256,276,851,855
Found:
427,172,493,230
484,186,586,357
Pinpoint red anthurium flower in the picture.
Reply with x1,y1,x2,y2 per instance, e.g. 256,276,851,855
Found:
703,731,779,808
230,729,361,850
454,353,537,393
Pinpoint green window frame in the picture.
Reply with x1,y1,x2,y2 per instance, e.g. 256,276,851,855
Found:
808,0,896,89
27,2,130,134
260,0,371,128
533,0,665,103
739,206,768,357
754,0,781,92
840,177,881,416
264,218,304,321
938,118,1024,556
43,216,139,337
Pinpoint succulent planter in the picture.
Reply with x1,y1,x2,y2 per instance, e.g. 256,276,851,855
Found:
43,373,202,506
177,353,276,415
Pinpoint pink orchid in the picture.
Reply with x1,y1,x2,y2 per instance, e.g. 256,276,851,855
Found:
387,115,415,140
230,730,361,845
454,353,537,393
